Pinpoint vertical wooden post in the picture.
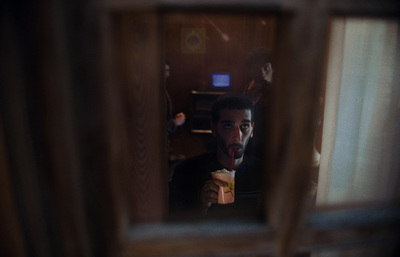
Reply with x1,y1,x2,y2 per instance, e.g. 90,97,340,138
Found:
116,11,167,223
266,0,330,256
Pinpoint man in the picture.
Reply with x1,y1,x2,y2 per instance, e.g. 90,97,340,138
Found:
243,47,274,159
165,63,185,136
243,47,274,105
169,93,264,218
165,63,186,181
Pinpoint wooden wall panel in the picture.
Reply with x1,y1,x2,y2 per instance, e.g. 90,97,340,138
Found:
163,13,277,117
117,12,167,223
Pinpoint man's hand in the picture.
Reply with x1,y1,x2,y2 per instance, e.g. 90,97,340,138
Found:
173,112,186,126
200,178,227,210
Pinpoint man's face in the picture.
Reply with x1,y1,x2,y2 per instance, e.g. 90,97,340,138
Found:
251,62,272,83
213,109,254,159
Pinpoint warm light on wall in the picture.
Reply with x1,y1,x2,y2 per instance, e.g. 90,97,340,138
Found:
204,15,230,42
257,16,267,25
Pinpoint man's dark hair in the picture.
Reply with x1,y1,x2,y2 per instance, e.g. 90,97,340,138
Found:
245,47,273,68
212,93,254,124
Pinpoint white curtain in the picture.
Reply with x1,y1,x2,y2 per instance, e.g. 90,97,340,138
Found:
317,18,400,206
312,17,399,257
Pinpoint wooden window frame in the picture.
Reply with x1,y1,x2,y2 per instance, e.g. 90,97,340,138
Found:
99,0,400,257
0,0,398,256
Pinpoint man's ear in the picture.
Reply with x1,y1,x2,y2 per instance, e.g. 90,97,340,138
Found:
211,122,216,137
251,122,255,138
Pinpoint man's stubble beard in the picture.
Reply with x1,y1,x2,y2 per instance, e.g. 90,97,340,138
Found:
216,132,248,159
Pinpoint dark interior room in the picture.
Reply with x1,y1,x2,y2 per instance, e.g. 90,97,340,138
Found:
1,1,399,257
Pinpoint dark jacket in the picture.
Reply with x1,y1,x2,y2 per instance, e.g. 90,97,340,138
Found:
169,151,265,219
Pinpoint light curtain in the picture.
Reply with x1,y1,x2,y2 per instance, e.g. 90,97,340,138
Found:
318,18,400,205
312,16,399,257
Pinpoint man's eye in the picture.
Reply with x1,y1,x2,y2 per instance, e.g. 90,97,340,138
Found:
223,124,233,129
241,124,250,130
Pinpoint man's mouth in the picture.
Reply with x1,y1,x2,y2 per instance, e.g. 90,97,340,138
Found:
229,144,243,150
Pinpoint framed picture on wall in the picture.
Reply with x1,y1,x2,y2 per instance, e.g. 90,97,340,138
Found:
181,28,206,54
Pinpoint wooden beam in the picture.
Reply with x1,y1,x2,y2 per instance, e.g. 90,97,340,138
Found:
122,205,400,256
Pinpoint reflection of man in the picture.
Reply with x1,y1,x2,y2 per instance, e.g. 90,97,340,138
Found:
169,93,263,217
243,47,274,159
165,63,186,181
243,47,274,104
165,63,186,134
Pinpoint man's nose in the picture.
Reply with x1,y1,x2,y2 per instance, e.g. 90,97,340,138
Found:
232,127,242,143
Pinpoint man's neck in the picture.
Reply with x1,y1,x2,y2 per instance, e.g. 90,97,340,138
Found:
216,147,244,170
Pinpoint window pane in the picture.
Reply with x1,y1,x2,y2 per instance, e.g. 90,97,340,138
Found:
317,18,400,205
164,12,277,220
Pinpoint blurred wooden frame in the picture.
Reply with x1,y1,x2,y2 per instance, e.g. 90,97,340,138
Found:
103,1,400,257
0,0,399,257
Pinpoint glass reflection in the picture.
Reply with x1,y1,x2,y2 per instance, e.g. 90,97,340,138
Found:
164,13,278,220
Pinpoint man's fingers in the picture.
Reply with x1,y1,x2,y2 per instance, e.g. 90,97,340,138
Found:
212,178,228,187
201,179,228,209
201,180,220,204
201,184,218,200
205,181,219,192
204,196,217,204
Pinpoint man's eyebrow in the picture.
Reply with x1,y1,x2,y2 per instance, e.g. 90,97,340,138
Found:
241,119,251,123
221,120,234,123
